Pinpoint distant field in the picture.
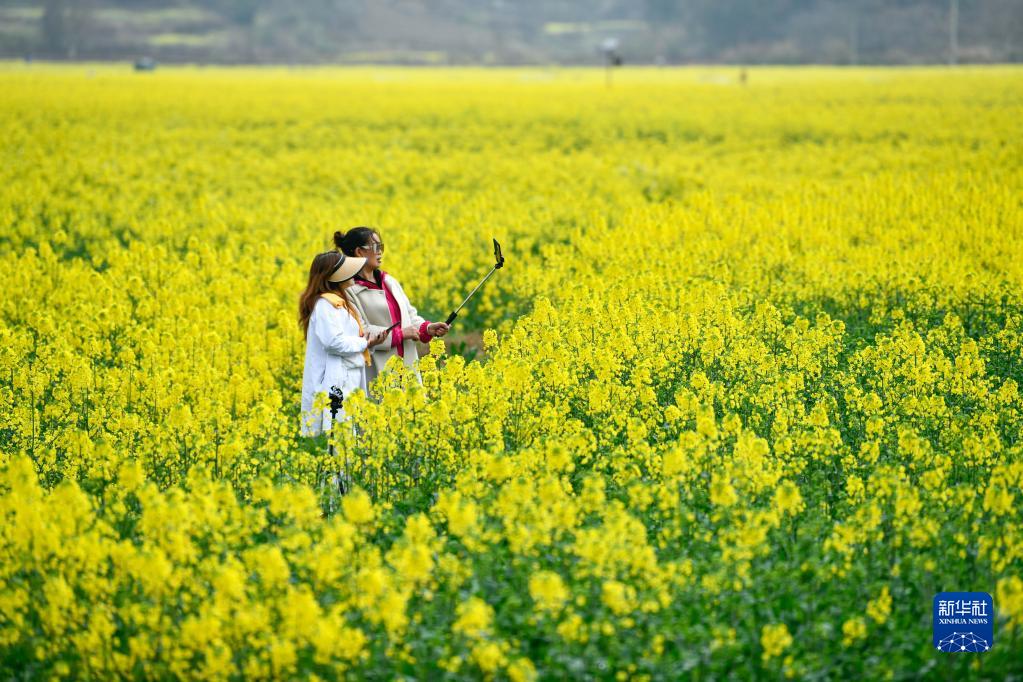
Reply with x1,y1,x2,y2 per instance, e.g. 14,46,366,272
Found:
1,65,1022,679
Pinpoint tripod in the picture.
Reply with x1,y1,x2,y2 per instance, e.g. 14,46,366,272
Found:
328,385,347,496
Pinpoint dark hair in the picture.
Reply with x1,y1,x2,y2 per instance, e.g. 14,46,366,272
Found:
334,227,379,256
298,251,351,337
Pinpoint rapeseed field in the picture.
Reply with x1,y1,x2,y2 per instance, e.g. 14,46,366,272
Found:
1,64,1022,679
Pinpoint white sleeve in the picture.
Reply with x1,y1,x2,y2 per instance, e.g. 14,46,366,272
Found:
313,302,369,356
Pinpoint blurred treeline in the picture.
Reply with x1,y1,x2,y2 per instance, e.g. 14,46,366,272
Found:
1,0,1021,64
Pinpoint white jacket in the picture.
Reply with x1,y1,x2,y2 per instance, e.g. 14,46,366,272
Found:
347,271,430,387
300,296,369,437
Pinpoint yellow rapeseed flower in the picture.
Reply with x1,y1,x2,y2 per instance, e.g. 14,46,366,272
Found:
453,596,493,639
760,623,793,662
528,570,569,613
842,617,868,647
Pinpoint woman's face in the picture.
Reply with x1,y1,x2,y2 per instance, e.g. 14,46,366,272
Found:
356,232,384,270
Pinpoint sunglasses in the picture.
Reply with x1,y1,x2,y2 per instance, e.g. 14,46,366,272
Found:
361,241,384,254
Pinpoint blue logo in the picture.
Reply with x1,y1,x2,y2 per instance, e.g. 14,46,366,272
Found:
933,592,994,653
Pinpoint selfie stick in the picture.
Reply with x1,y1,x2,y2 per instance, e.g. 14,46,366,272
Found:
445,238,505,326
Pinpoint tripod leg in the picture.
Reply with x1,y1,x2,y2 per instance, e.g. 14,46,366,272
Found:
328,441,346,496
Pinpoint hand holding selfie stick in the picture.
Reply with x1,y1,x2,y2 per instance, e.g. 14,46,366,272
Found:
445,239,505,326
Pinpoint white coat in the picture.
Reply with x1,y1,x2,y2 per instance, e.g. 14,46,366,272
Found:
300,296,369,438
347,271,431,387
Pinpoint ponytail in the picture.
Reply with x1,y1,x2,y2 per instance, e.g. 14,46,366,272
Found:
334,226,378,256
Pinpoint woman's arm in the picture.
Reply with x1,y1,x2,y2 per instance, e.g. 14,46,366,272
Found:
313,303,369,356
390,277,433,342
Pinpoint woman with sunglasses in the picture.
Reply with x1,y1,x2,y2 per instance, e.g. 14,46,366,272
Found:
299,249,388,439
334,227,449,389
